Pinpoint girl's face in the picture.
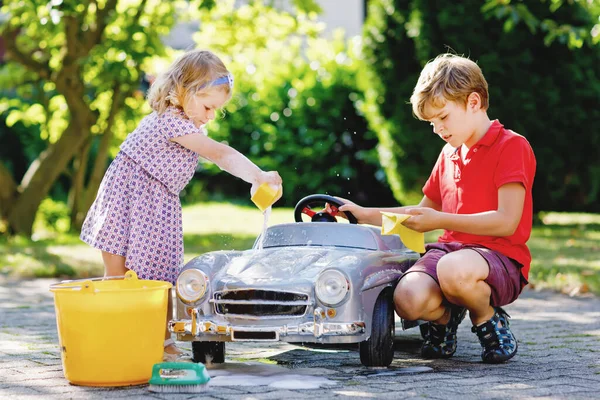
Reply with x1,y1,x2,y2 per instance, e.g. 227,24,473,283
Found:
425,93,481,148
184,88,229,128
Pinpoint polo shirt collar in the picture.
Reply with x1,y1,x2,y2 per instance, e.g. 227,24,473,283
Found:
477,119,503,147
444,119,504,161
444,119,504,158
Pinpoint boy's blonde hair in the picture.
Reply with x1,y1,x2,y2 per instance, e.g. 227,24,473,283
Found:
147,49,231,114
410,54,489,121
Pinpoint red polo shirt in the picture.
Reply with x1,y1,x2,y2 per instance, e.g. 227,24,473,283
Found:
423,120,536,281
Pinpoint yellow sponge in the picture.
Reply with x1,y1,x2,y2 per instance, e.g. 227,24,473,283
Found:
380,212,425,253
251,183,282,212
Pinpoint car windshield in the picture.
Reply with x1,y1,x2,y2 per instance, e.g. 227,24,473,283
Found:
255,223,379,250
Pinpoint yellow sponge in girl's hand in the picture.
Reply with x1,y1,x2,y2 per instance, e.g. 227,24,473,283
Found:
251,183,282,212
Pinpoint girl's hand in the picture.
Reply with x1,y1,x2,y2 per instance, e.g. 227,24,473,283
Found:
251,171,283,203
259,171,283,186
402,207,441,232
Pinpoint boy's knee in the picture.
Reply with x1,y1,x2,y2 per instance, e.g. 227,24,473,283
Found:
393,278,433,320
437,255,477,295
393,297,421,321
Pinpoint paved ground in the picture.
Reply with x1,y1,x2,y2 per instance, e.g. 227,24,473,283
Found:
1,278,599,400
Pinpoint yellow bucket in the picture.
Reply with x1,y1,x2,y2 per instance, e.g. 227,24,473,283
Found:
49,271,172,386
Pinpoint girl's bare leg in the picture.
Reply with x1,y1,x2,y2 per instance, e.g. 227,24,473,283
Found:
101,251,182,355
164,289,183,355
101,251,127,277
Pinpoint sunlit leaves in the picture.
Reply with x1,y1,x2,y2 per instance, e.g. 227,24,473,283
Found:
482,0,600,48
44,95,68,143
0,0,190,150
180,0,388,205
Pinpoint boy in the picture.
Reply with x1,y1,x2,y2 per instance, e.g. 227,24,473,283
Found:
339,53,536,363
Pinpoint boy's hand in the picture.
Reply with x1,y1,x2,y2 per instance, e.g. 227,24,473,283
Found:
336,197,369,224
402,207,440,232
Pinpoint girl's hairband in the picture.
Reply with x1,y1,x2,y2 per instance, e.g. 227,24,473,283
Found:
202,73,234,90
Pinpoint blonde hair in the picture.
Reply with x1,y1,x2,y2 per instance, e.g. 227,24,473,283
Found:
147,49,231,114
410,54,489,120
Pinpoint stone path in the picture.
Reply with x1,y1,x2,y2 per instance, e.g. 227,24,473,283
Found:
1,278,599,399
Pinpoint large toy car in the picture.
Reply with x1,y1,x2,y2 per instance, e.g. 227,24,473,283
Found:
169,194,421,367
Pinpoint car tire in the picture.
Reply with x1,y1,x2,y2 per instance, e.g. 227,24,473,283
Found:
359,288,395,367
192,341,225,364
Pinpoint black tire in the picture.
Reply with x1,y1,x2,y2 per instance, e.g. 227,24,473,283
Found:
192,341,225,364
359,289,395,367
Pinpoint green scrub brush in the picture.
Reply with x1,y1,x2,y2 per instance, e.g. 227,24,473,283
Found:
148,362,210,393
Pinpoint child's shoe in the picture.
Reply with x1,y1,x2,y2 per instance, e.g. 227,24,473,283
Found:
163,338,186,362
471,307,518,363
421,305,467,358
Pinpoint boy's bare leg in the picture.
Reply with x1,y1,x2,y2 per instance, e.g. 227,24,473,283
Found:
436,249,495,325
393,272,448,323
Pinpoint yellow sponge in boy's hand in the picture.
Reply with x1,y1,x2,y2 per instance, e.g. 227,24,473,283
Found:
251,183,282,212
380,212,426,253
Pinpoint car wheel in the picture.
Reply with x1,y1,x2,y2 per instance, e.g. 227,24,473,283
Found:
359,288,394,367
192,341,225,364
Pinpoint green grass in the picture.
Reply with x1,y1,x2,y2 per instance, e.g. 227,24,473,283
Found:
1,204,599,296
528,212,600,295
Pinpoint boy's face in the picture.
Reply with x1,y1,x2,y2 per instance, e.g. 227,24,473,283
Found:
184,88,229,128
425,95,480,148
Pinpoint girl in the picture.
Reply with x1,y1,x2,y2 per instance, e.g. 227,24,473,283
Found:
80,49,283,360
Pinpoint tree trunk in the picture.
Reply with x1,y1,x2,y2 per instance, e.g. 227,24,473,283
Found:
69,138,92,232
6,119,91,236
0,162,18,232
70,85,123,232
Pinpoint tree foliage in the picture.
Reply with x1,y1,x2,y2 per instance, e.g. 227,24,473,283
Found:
183,0,394,206
0,0,188,235
483,0,600,48
0,0,391,237
360,0,600,211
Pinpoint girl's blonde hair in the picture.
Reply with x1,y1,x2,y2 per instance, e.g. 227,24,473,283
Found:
410,54,489,121
147,49,232,114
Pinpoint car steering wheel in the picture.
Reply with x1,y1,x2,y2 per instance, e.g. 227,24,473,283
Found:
294,194,358,224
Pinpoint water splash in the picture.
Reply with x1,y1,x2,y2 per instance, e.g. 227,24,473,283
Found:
255,207,271,251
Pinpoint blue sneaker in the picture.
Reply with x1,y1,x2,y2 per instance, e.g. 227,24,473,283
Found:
472,307,518,363
421,305,467,359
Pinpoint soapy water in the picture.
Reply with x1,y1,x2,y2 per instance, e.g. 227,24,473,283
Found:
354,366,433,377
255,207,271,251
172,356,431,389
204,361,337,389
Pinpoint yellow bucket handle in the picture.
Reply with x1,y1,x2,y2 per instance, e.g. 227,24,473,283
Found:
50,270,139,292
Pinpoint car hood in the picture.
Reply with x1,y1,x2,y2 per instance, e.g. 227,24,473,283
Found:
211,247,374,290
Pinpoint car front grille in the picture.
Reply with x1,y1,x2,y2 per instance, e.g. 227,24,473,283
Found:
213,289,310,317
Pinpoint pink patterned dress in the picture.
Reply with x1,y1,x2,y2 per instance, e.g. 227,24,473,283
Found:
80,107,205,284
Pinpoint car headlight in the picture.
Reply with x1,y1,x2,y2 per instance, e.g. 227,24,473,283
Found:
176,269,208,304
315,269,350,306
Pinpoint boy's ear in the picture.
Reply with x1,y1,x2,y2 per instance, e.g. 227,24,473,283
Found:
467,92,482,111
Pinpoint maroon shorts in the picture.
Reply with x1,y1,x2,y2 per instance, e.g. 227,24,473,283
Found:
402,242,526,307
